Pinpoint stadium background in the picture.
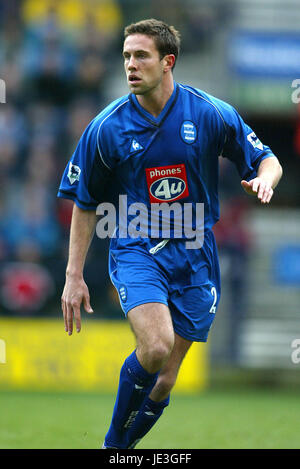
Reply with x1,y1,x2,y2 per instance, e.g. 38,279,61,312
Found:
0,0,300,449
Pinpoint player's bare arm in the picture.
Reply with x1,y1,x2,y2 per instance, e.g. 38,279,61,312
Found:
61,204,97,335
241,156,283,204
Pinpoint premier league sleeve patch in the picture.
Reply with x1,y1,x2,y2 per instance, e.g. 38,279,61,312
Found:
145,164,189,203
67,162,81,185
247,131,264,151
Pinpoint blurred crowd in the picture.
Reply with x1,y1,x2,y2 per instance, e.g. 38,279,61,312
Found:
0,0,123,314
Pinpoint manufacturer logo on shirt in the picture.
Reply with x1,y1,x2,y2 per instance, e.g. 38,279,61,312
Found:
130,138,143,153
180,121,197,144
145,164,189,202
67,163,81,185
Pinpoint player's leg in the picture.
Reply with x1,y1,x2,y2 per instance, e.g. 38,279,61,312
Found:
103,302,174,449
149,332,192,401
126,332,192,448
128,302,175,374
124,235,221,448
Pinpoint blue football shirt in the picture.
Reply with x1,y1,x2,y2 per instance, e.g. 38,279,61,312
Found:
58,82,275,240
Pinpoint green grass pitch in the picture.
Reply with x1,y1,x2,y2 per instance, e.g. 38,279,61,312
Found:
0,388,299,449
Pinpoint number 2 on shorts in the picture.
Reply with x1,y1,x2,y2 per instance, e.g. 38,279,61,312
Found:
209,286,217,314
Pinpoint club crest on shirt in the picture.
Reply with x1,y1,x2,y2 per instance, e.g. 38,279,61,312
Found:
180,120,197,144
145,164,189,202
67,163,81,185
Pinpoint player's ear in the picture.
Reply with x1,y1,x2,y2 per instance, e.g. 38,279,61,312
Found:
163,54,175,73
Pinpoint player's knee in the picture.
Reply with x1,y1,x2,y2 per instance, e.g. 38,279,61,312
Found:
152,339,173,364
142,336,174,373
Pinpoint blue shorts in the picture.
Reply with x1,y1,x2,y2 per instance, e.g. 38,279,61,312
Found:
109,232,221,342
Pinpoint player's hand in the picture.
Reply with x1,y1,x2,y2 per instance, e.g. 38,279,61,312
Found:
241,177,273,204
61,275,94,336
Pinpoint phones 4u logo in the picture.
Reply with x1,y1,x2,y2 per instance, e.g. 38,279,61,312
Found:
0,79,6,103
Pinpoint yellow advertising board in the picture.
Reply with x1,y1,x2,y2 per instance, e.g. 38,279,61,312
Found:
22,0,122,32
0,318,207,393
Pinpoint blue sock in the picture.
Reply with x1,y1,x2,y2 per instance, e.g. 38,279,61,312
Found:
104,350,158,448
127,394,170,449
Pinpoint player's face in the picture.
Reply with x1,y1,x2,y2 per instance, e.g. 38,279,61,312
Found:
123,34,165,95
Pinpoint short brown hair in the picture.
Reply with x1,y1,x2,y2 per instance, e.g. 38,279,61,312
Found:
124,18,181,69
